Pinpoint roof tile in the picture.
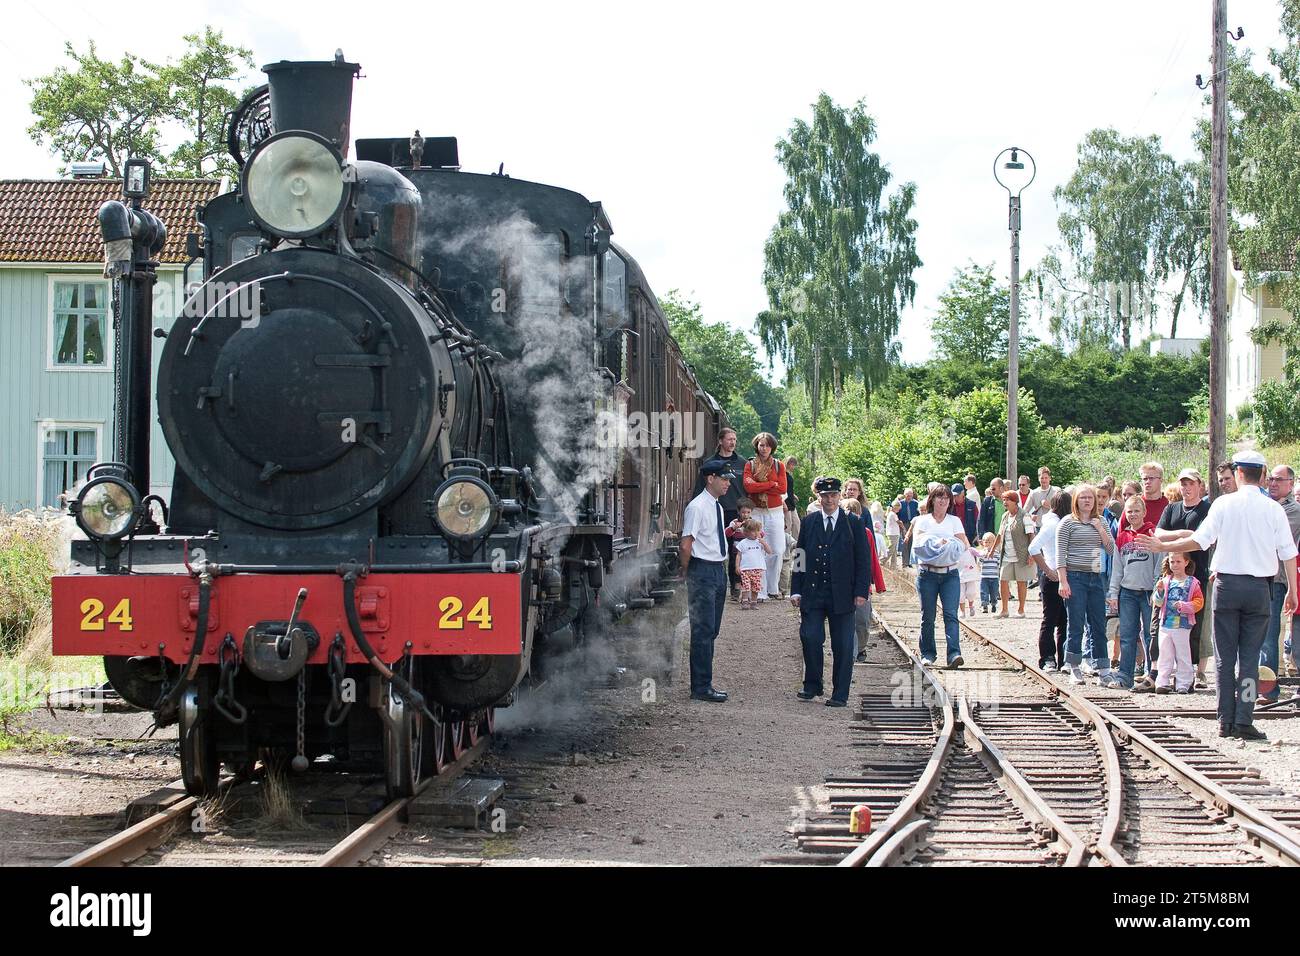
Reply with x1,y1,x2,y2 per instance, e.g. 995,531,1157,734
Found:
0,179,222,265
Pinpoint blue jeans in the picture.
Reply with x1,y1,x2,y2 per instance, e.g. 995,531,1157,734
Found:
918,568,961,662
1116,586,1155,687
801,604,856,702
1213,574,1271,728
1261,580,1297,700
686,558,727,693
1064,571,1108,668
980,578,999,609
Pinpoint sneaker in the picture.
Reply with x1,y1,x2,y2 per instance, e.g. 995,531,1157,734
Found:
921,656,936,666
1041,661,1058,673
948,655,964,669
1066,664,1085,685
1100,673,1123,689
1194,673,1208,689
1132,680,1156,694
1218,725,1235,739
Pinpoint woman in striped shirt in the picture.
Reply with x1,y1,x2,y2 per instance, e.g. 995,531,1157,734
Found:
1056,484,1117,685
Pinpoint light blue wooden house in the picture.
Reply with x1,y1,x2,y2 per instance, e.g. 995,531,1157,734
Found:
0,175,222,511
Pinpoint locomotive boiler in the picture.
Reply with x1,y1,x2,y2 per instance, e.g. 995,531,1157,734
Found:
50,53,725,797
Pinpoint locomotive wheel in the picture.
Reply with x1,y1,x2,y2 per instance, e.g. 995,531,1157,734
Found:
428,711,448,774
382,657,432,800
446,716,466,762
179,685,220,797
383,680,426,801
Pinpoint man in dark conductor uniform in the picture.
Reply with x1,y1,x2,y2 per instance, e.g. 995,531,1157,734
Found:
790,477,870,706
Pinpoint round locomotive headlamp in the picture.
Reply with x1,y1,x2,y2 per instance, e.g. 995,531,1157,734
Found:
242,131,348,239
432,477,500,542
73,476,140,541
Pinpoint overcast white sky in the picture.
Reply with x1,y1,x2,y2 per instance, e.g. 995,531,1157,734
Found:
1,1,1285,374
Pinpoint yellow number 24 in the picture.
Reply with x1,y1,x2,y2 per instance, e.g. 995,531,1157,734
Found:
80,597,133,632
437,596,492,630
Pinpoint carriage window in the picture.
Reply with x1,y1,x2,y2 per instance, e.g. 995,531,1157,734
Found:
601,250,626,322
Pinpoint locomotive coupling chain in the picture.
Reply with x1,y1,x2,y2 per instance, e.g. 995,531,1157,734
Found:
212,633,248,725
323,632,352,728
292,669,309,773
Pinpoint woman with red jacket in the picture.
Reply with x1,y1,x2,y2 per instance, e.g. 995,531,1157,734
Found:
743,432,788,600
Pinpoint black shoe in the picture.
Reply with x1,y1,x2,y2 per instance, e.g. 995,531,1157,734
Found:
1234,724,1266,741
855,651,868,663
947,655,964,669
796,690,820,701
691,688,728,702
825,698,847,708
1219,725,1235,738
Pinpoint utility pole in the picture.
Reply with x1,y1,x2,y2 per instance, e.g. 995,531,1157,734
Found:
1007,193,1021,484
1209,0,1228,498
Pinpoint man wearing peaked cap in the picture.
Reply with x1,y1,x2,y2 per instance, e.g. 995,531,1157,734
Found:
1138,448,1298,741
790,476,870,707
680,458,737,702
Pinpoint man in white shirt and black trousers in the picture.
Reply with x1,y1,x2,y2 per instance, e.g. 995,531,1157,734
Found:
790,477,870,707
679,459,736,702
1139,450,1298,740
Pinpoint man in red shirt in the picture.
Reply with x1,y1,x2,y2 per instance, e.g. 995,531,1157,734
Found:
1139,461,1168,527
1016,475,1032,509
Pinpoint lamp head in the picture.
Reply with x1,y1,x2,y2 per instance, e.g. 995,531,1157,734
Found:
994,146,1036,197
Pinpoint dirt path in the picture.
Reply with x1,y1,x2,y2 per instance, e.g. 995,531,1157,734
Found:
0,594,874,866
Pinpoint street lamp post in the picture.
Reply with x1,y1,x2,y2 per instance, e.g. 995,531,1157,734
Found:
994,147,1035,484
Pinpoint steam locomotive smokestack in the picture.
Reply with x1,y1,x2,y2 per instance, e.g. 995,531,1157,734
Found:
262,53,361,158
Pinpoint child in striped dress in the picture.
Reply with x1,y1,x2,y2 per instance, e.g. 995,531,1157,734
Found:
1151,552,1204,694
980,532,1001,613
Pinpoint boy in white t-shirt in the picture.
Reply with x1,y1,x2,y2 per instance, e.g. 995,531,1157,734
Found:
734,519,773,609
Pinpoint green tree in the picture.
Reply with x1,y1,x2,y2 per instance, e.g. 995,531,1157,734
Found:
27,28,253,179
756,94,920,413
930,262,1010,364
1225,6,1300,392
1053,128,1203,348
26,41,170,177
160,28,256,179
659,290,761,425
744,378,787,436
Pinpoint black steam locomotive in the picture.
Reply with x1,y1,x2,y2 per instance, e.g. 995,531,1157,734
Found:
52,54,724,797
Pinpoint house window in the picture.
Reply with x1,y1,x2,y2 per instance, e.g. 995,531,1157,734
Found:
40,426,98,508
52,280,109,366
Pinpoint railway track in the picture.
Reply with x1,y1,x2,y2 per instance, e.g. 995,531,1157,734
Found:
795,568,1300,867
58,733,491,868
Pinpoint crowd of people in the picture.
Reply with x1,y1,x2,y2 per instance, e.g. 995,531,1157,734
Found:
681,427,1300,744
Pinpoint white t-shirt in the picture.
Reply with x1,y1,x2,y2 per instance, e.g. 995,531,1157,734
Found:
886,512,901,536
912,514,966,555
958,547,981,582
1027,511,1060,571
1191,486,1299,576
735,536,767,571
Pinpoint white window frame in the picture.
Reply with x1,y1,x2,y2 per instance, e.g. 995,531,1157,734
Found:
35,420,104,509
47,274,113,372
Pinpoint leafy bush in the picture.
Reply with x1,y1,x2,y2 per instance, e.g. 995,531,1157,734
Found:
1253,379,1300,445
0,512,65,651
